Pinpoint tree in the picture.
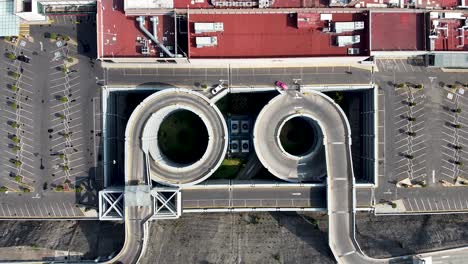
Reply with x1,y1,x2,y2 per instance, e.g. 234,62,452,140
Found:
61,35,70,41
22,187,31,193
66,57,73,63
49,32,58,40
201,84,208,89
6,52,16,60
75,186,83,193
61,66,68,74
11,136,20,144
454,145,463,151
407,117,416,122
414,84,424,89
59,96,69,103
59,153,66,160
14,175,22,182
10,84,18,92
62,165,69,171
453,108,462,113
405,154,414,159
14,160,22,167
10,121,19,128
9,72,20,79
407,131,416,137
0,186,8,193
11,145,21,151
454,124,462,129
408,101,416,107
396,83,406,88
390,202,397,209
55,185,64,191
10,101,18,110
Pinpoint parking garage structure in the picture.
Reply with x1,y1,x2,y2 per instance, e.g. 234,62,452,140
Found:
132,88,228,186
253,91,331,182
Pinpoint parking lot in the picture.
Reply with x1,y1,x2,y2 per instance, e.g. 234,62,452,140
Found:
391,86,428,186
0,39,39,193
0,15,100,218
440,86,468,184
376,58,440,74
375,62,468,213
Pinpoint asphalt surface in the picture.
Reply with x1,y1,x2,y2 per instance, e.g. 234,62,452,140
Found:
182,186,327,209
374,58,468,213
0,16,101,219
105,65,371,89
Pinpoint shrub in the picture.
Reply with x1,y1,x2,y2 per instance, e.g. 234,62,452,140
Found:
75,186,83,193
61,35,70,41
10,121,19,128
49,33,58,40
391,202,397,209
61,66,68,73
55,185,64,191
12,145,20,151
62,165,69,171
201,84,208,89
4,36,12,42
0,186,8,192
66,57,73,63
59,153,65,159
22,187,31,193
14,175,22,182
10,84,18,92
43,182,48,190
414,84,424,89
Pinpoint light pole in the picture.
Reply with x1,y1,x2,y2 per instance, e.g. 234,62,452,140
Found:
293,78,302,92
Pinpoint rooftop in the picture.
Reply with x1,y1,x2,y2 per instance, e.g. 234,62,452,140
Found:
188,12,370,58
371,12,426,51
0,0,19,37
98,0,176,58
429,12,468,51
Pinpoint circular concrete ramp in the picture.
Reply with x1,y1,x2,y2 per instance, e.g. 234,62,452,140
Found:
253,91,345,182
133,88,227,186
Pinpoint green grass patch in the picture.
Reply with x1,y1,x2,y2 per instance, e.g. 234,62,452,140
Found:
211,158,244,179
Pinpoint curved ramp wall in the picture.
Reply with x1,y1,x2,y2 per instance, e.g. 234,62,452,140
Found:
132,88,228,186
253,92,328,182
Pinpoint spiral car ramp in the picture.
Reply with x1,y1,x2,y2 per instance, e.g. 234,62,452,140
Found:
139,88,228,186
253,91,327,182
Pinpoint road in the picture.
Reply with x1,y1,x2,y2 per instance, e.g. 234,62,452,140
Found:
105,66,372,89
182,185,327,209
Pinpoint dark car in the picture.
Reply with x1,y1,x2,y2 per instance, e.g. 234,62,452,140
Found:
17,55,30,63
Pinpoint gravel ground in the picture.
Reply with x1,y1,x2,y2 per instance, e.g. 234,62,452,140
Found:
0,220,124,261
356,213,468,258
141,212,468,264
141,212,334,264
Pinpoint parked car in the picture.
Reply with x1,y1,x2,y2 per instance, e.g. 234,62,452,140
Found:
275,80,288,90
17,55,30,63
211,84,224,95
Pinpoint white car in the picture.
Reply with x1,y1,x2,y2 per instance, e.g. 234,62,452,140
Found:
211,84,224,95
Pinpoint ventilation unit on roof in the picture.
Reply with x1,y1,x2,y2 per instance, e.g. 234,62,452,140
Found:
336,35,360,47
333,21,365,33
196,37,218,48
194,23,224,34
